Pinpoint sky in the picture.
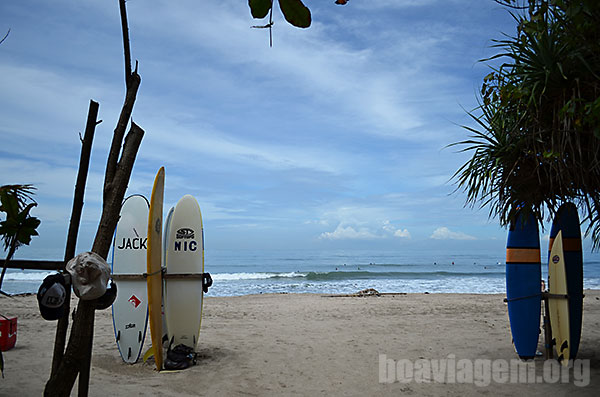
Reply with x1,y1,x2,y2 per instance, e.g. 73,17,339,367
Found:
1,0,577,259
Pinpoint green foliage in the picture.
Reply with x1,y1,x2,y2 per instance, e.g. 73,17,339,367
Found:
452,0,600,247
248,0,349,45
0,185,40,251
0,185,41,291
248,0,313,46
279,0,311,28
249,0,272,19
249,0,311,29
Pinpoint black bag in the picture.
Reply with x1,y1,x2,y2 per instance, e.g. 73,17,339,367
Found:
164,344,196,370
202,273,213,293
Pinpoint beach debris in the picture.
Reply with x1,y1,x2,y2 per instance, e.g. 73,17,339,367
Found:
355,288,380,297
323,288,383,298
66,251,110,300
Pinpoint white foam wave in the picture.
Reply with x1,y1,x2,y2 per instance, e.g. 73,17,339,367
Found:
2,271,55,281
211,272,305,281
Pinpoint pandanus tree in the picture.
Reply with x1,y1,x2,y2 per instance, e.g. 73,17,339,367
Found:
452,0,600,247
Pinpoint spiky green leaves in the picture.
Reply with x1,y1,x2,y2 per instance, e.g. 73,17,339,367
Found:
0,185,40,250
451,0,600,248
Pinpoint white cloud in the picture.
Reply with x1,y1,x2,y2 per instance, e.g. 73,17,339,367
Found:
143,123,347,175
355,0,453,9
382,220,395,233
430,227,476,240
382,220,411,239
126,0,430,139
319,225,379,240
1,0,515,253
394,229,412,238
319,220,412,241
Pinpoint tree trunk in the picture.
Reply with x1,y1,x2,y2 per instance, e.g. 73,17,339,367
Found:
44,2,143,394
0,239,19,292
50,99,99,378
44,82,143,397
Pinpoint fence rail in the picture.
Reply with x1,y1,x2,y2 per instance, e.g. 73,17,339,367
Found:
1,259,64,271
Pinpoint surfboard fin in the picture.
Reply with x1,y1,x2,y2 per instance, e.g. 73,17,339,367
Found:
139,330,142,343
143,346,155,363
560,340,569,352
116,330,121,342
128,347,132,359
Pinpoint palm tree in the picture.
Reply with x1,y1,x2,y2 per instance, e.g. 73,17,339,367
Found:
452,0,600,247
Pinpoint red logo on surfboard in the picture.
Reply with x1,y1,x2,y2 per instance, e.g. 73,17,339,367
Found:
128,295,142,308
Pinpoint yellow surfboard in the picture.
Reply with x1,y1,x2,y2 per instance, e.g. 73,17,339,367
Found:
147,167,165,370
548,230,570,365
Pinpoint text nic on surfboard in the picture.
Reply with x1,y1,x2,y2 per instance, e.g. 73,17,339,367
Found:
174,227,200,252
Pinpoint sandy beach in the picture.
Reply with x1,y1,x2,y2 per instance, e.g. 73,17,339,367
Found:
1,290,599,396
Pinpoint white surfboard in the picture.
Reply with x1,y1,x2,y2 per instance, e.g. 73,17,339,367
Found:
164,195,204,349
161,206,175,340
111,194,150,363
163,207,175,267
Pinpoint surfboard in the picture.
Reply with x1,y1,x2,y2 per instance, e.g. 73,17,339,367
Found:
161,206,174,341
147,167,165,370
506,209,541,360
111,194,149,364
549,202,583,359
164,195,204,350
548,230,570,364
163,207,175,272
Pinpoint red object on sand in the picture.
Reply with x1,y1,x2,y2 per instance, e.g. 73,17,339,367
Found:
0,315,17,351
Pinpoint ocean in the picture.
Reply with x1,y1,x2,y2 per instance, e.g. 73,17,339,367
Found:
3,249,600,297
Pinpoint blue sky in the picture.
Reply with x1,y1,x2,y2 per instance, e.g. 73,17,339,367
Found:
1,0,559,258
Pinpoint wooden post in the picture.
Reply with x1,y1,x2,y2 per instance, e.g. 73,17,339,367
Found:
77,1,139,394
541,292,554,359
50,99,99,378
44,121,144,397
44,1,144,394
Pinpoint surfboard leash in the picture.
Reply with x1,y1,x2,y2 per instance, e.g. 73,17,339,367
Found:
503,293,543,303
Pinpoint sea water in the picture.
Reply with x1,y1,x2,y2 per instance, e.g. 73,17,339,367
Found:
3,249,600,296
